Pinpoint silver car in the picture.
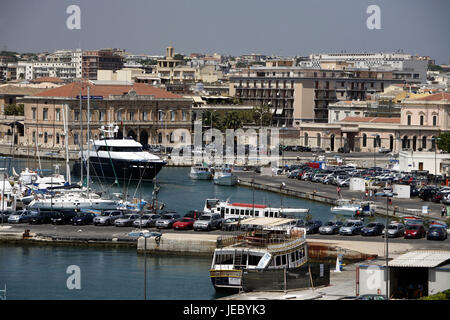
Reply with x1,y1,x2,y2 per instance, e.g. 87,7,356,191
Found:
382,223,405,238
193,213,223,231
7,210,39,223
93,210,124,226
133,214,161,228
115,214,140,227
319,221,343,235
339,220,364,235
155,213,181,229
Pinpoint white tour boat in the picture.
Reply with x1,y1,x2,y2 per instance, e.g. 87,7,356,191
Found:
213,167,238,186
189,164,212,180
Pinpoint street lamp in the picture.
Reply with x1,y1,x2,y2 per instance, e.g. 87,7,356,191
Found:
376,190,397,300
431,137,441,185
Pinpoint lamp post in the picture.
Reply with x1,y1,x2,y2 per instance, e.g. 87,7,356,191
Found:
431,137,441,186
376,191,397,300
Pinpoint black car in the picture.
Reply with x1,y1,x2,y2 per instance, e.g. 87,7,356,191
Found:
361,222,385,236
51,211,78,225
72,212,97,225
304,220,322,234
419,186,439,201
29,210,62,224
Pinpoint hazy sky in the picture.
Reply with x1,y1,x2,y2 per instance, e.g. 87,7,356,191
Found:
1,0,449,63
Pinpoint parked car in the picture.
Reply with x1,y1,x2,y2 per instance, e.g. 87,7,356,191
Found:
93,210,124,226
193,213,223,231
183,210,202,220
8,210,39,224
29,210,62,224
304,220,323,234
339,220,364,235
404,224,426,239
419,186,439,202
173,217,196,230
155,213,181,229
133,214,161,228
115,214,140,227
51,211,77,225
361,222,385,236
319,221,343,235
426,226,448,241
382,223,406,238
71,212,97,225
221,217,242,231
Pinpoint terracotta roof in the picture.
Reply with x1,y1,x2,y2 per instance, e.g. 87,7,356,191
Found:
341,116,400,123
0,85,49,96
412,92,450,101
31,77,64,83
33,82,184,99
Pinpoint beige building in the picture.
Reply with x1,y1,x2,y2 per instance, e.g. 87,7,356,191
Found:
19,82,193,150
156,46,196,84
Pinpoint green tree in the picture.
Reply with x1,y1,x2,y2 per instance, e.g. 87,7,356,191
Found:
4,104,24,116
202,110,221,129
220,111,243,130
437,132,450,152
252,105,273,127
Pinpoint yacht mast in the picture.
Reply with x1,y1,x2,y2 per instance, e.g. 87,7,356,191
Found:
79,87,83,185
87,86,90,198
63,103,71,184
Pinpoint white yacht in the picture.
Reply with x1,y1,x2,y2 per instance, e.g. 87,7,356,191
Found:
73,124,166,182
189,164,212,180
330,198,362,216
203,198,309,219
27,190,119,211
213,167,237,186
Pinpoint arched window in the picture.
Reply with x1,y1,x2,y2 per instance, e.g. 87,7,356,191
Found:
432,115,437,126
402,136,409,149
362,134,367,147
407,114,412,126
304,133,309,146
316,133,321,147
419,115,424,126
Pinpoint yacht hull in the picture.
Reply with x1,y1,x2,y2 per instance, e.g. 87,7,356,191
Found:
72,158,166,181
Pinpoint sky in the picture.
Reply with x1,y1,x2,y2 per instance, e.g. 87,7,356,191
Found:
0,0,449,64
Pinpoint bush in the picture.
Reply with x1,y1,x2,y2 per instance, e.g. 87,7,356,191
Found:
420,289,450,300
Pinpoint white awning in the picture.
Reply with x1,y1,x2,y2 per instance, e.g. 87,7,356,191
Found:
275,108,283,115
389,250,450,268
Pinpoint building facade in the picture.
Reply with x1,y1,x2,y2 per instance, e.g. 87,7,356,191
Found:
19,82,193,151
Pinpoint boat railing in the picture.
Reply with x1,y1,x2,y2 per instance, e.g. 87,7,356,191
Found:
216,229,305,249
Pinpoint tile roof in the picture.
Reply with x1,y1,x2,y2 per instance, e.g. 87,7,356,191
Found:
412,92,450,101
341,117,400,123
33,82,184,99
31,77,64,83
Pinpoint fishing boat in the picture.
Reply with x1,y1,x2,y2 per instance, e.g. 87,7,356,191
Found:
330,198,362,216
203,198,309,219
73,124,166,182
213,166,237,186
189,164,212,180
209,225,308,291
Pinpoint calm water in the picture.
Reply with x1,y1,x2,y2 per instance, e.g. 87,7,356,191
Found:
0,161,367,300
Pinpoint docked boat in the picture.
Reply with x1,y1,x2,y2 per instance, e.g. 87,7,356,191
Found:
73,124,166,182
330,199,362,216
203,198,309,219
189,164,212,180
209,226,308,291
213,167,237,186
27,190,119,212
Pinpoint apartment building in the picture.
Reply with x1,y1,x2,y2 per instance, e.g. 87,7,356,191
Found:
229,66,401,126
82,49,124,80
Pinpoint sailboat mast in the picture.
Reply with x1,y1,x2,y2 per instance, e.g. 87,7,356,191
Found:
79,87,83,185
87,86,90,197
63,104,71,184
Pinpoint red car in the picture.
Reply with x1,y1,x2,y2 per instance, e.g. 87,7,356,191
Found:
173,217,196,230
404,224,426,239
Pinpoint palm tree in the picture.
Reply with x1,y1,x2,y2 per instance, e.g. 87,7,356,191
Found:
221,111,243,130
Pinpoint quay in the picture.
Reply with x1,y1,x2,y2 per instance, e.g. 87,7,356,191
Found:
234,171,448,221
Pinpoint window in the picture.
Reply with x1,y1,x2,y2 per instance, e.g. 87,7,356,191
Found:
55,109,60,121
159,110,164,121
129,111,134,121
420,115,424,126
142,111,148,121
422,136,427,149
74,110,79,121
362,134,367,147
32,131,36,143
182,111,187,121
171,111,175,121
117,111,122,121
99,110,105,121
44,132,48,143
43,108,48,120
32,107,36,120
433,115,437,126
317,133,321,147
56,133,60,144
304,133,308,146
407,114,411,126
74,133,79,145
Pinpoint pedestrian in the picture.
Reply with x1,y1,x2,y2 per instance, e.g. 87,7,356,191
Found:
336,186,341,198
442,206,446,218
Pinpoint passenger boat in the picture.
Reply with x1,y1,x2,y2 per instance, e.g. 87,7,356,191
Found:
213,167,238,186
209,226,308,291
189,164,212,180
72,124,166,182
203,198,309,219
330,199,362,216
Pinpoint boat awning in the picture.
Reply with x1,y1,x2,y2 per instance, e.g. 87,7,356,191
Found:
389,250,450,268
235,217,296,227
